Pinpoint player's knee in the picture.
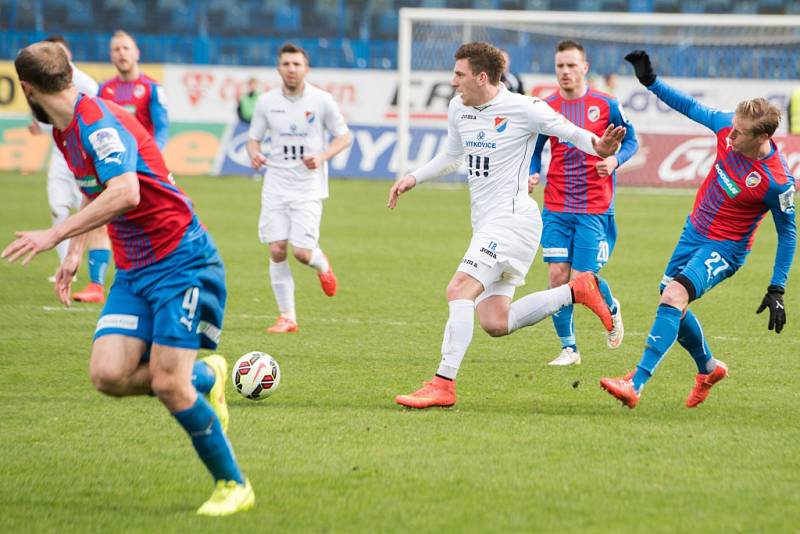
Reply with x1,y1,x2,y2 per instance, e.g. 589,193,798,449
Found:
90,364,127,397
480,318,508,338
292,248,311,264
548,264,571,287
149,371,184,402
661,281,690,310
269,244,288,262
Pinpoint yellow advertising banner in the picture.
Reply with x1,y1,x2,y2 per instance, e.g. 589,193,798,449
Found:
0,61,163,115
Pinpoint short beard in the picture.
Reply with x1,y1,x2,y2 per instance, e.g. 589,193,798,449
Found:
26,94,52,125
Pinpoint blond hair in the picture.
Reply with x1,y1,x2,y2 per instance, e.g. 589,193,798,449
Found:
736,98,781,137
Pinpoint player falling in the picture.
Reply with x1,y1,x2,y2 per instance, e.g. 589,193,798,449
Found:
246,43,352,334
4,42,253,515
601,51,796,409
529,40,638,366
389,42,626,409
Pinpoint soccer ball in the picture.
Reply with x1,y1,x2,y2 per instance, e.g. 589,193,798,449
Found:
231,351,281,400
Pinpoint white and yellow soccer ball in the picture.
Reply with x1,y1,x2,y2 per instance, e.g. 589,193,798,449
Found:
231,351,281,400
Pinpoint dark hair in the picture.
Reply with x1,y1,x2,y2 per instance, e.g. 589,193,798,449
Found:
556,39,586,60
279,42,309,65
44,34,69,49
454,42,505,85
15,42,72,94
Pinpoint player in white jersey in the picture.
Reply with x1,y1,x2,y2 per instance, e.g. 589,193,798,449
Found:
389,42,626,409
27,35,98,282
247,43,352,334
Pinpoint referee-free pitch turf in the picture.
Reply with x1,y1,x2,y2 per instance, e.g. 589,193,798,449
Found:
1,172,798,533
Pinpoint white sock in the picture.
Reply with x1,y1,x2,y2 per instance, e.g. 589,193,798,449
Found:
55,239,70,264
269,259,296,321
308,247,329,273
507,285,571,334
51,206,70,264
436,299,475,380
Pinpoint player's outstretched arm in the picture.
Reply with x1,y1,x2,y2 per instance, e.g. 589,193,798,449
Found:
757,189,798,333
625,50,727,132
2,173,139,266
387,175,417,209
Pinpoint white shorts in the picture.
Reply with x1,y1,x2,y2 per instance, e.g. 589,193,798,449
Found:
47,150,81,214
457,204,542,304
258,196,323,250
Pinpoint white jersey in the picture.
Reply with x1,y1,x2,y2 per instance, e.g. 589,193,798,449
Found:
436,84,598,229
46,64,99,171
249,83,349,201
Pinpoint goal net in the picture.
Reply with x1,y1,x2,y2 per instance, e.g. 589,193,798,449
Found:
396,9,800,183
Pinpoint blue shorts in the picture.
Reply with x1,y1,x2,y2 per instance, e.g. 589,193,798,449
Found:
94,218,227,352
660,220,748,299
540,209,617,273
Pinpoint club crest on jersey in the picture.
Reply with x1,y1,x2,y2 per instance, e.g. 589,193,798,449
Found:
587,106,600,122
494,116,509,133
305,111,315,124
477,131,486,140
133,84,145,99
745,171,762,188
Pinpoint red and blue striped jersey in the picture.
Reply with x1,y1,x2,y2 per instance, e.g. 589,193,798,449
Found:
649,79,796,288
99,74,169,149
530,88,638,214
53,95,194,271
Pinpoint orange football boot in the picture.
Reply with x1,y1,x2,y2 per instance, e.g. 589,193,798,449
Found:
395,376,456,409
686,360,728,408
266,316,298,333
318,256,337,297
72,282,105,303
600,374,640,409
568,273,613,331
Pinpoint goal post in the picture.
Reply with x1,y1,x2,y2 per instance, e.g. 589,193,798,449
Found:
396,8,800,179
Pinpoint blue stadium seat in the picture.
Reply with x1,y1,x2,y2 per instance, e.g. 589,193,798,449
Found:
65,2,93,29
652,0,679,12
473,0,500,8
523,0,550,10
702,0,732,13
577,0,603,10
681,0,704,12
731,0,757,12
788,0,800,13
758,0,785,13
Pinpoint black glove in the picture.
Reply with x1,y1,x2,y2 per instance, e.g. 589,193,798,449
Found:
624,50,657,87
756,285,786,333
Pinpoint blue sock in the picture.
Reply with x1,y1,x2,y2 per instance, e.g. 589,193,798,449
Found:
632,304,683,393
173,396,244,484
88,249,110,286
551,305,576,349
596,275,617,314
677,309,715,374
192,360,216,394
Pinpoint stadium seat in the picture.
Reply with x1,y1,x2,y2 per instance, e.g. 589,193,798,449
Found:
473,0,500,9
758,0,786,13
732,0,758,12
702,0,732,13
523,0,551,10
65,2,93,30
577,0,603,11
652,0,680,12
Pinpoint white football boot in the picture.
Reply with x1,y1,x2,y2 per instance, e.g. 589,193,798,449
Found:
548,347,581,366
606,298,624,349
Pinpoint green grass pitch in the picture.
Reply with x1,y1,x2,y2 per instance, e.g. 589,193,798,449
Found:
1,172,798,532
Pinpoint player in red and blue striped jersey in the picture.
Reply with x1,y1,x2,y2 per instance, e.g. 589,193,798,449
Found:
99,31,169,150
72,31,171,303
529,40,639,366
601,50,797,409
3,42,253,515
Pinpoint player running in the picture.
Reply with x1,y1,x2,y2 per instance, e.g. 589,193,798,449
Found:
27,35,99,283
72,30,170,304
246,43,352,334
529,40,638,366
600,50,796,409
4,42,253,515
389,42,626,409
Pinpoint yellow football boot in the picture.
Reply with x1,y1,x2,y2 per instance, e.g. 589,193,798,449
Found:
197,478,255,517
